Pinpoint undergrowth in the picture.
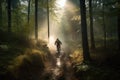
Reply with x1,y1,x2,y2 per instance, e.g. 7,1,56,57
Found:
0,30,50,80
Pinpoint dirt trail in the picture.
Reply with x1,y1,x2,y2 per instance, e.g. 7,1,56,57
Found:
43,50,78,80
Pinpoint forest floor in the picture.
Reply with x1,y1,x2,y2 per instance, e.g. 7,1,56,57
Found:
1,43,120,80
0,30,120,80
41,47,120,80
42,49,78,80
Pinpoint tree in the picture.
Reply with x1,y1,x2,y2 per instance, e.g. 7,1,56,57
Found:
0,0,3,28
7,0,12,32
79,0,91,61
28,0,31,23
35,0,38,40
102,0,107,48
47,0,50,41
117,0,120,49
89,0,95,49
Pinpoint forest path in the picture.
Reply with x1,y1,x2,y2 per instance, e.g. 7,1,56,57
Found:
43,50,78,80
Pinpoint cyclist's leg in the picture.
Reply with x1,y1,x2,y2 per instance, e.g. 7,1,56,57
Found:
57,46,60,53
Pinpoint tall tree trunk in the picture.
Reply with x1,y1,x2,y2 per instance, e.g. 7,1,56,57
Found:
47,0,50,41
89,0,95,49
7,0,11,32
79,0,91,62
28,0,30,23
0,2,2,27
118,1,120,50
35,0,38,40
102,2,106,48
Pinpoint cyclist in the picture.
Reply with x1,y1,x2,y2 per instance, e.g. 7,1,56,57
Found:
55,38,62,53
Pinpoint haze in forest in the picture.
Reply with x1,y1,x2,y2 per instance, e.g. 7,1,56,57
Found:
0,0,120,80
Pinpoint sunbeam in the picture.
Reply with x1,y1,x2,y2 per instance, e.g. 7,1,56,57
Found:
48,36,56,51
56,0,66,8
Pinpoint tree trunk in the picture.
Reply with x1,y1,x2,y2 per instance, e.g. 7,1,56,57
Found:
7,0,11,32
47,0,50,41
28,0,30,23
89,0,95,49
35,0,38,40
0,2,2,27
102,2,106,48
79,0,91,62
118,1,120,50
118,15,120,50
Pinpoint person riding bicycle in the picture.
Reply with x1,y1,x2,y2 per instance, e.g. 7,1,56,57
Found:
55,38,62,53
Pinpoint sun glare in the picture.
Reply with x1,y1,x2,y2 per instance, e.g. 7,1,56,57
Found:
49,36,55,45
56,58,61,67
56,0,66,8
48,36,56,50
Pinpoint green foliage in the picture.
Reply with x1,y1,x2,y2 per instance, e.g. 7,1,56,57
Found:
85,0,119,51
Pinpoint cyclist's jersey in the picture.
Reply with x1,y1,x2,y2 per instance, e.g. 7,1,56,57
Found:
55,39,62,48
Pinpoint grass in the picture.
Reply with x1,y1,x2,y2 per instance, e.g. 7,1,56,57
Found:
1,29,120,80
7,51,45,80
0,30,51,80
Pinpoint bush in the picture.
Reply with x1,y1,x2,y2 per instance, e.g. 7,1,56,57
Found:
8,51,45,80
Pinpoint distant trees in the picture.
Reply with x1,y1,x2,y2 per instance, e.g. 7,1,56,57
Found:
78,0,119,62
89,0,119,49
89,0,95,49
0,0,119,50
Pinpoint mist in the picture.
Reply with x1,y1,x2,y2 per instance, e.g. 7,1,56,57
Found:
36,0,82,52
